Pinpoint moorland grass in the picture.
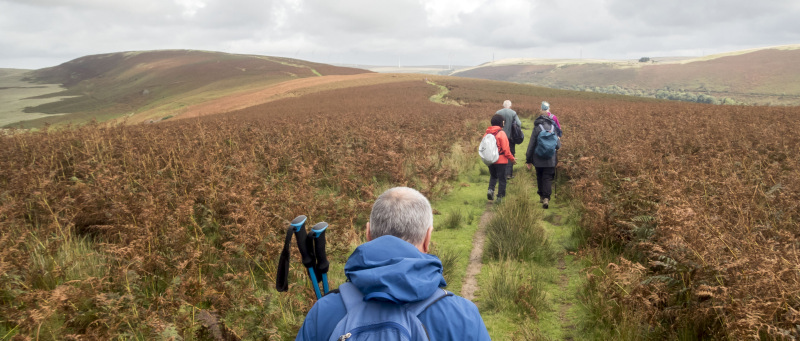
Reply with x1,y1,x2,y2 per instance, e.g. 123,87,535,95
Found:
417,139,485,293
483,184,556,264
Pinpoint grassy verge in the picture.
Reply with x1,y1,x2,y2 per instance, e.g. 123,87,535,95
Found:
428,140,488,293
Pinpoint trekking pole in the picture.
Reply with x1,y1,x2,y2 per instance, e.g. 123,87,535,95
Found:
290,215,322,299
554,151,559,199
275,223,294,292
311,222,330,295
554,164,557,199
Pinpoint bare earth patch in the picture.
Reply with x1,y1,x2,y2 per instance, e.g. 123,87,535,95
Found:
461,202,493,301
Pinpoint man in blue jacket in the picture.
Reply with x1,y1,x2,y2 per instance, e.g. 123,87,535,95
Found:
295,187,491,340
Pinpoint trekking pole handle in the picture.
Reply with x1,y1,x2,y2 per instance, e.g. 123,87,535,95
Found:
311,222,330,294
290,215,314,269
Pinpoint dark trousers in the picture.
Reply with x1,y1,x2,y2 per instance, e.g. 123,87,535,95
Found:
506,144,516,178
488,163,508,198
535,166,556,200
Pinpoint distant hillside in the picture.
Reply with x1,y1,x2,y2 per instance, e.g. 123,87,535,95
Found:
452,45,800,105
12,50,370,127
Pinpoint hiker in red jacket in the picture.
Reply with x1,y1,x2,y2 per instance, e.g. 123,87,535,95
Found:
485,114,516,202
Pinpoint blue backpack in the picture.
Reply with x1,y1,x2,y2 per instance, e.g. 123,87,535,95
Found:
534,124,559,159
329,282,452,341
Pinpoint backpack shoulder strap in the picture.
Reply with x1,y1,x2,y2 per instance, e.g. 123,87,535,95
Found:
337,282,365,313
405,288,453,316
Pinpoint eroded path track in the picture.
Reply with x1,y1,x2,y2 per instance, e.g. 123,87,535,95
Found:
461,203,493,300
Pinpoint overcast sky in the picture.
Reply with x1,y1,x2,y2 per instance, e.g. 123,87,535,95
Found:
2,0,799,69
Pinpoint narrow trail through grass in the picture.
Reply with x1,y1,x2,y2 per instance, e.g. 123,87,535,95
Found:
431,116,594,340
461,203,492,301
535,195,585,340
427,80,461,106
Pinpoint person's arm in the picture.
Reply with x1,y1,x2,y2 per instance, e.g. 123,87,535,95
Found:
498,131,515,163
552,115,563,136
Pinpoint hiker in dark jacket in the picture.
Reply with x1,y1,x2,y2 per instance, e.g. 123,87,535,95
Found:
496,100,521,179
295,187,490,340
526,114,561,209
541,101,563,137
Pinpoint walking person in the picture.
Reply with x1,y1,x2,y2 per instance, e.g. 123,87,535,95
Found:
295,187,491,340
496,100,521,179
485,114,516,203
526,111,561,209
540,101,562,137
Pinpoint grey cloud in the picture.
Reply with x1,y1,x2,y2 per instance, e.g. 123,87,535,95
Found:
289,0,428,38
607,0,794,28
1,0,799,69
189,0,279,28
6,0,181,16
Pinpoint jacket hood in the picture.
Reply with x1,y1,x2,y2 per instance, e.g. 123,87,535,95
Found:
534,115,555,127
344,235,447,304
486,126,503,134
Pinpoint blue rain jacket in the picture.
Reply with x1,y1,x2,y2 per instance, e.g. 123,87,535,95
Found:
295,235,490,340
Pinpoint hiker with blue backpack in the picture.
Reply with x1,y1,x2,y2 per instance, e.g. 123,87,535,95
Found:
525,108,561,209
540,101,563,137
295,187,491,340
480,114,517,203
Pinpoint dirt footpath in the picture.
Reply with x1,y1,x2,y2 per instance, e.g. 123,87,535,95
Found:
461,202,493,300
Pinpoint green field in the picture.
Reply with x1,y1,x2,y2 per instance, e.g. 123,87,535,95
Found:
0,69,74,127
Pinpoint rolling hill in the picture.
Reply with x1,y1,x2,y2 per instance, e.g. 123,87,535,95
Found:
451,45,800,106
8,50,371,127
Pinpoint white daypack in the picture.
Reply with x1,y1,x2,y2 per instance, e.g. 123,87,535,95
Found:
478,132,500,165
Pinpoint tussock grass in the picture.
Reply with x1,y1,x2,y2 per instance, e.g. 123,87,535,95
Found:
429,242,463,286
440,208,467,230
484,185,556,264
442,141,475,178
29,235,108,290
482,260,549,319
479,259,555,340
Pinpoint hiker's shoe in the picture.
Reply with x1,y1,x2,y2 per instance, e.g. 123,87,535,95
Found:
542,198,549,209
487,189,494,201
495,197,503,205
539,198,544,203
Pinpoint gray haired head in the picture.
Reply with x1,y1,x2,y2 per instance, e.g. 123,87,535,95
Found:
369,187,433,245
503,100,512,108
